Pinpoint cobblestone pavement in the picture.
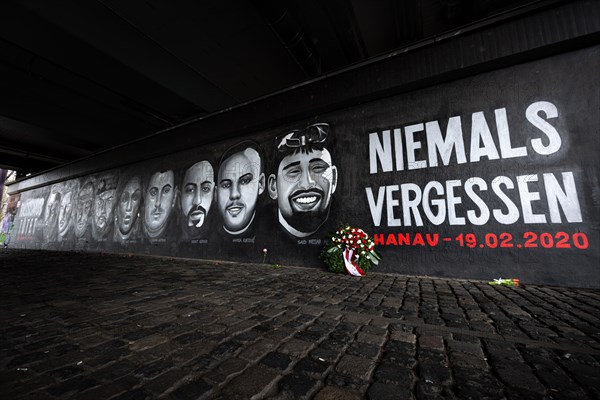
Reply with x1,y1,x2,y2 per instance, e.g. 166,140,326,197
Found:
1,250,599,399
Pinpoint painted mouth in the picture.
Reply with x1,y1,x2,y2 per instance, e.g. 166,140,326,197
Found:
152,211,163,220
226,205,244,217
189,210,206,228
291,191,322,211
123,215,131,224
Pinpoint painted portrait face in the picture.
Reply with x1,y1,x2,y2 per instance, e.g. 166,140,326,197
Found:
144,170,176,237
217,148,265,234
93,179,117,238
75,182,94,238
58,189,74,237
269,148,337,237
43,186,61,240
181,161,214,236
117,176,142,236
44,188,61,227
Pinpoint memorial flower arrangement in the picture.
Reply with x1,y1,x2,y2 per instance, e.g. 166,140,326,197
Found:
321,225,381,276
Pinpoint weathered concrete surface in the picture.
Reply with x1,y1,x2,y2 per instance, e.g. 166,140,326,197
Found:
1,249,599,399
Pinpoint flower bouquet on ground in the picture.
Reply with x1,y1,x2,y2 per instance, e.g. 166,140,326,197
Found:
321,225,381,276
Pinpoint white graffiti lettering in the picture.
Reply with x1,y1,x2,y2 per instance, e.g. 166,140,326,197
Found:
365,171,582,227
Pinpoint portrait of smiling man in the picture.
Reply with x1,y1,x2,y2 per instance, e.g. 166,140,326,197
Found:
268,123,338,238
217,141,265,236
180,160,215,239
144,170,177,239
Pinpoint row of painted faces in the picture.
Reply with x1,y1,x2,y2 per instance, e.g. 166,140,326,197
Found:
41,124,339,241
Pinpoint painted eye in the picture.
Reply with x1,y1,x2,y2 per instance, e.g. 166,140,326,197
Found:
185,185,195,194
163,186,171,194
221,181,231,189
285,168,301,179
312,165,327,174
149,188,158,197
201,183,211,193
240,175,252,185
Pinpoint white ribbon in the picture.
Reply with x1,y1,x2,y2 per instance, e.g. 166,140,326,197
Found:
343,248,365,277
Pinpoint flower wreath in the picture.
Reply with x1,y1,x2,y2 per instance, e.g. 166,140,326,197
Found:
321,225,381,276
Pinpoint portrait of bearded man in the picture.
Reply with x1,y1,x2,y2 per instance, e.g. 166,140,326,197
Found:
268,123,338,238
180,160,215,239
92,174,118,240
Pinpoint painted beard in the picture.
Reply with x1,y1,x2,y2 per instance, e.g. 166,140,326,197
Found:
183,204,209,238
283,188,330,234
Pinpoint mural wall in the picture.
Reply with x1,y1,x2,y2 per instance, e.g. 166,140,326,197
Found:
10,47,600,287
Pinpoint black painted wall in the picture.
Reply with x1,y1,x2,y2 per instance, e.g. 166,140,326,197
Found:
10,46,600,288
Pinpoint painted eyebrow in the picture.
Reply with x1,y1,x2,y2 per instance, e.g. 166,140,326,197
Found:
282,161,301,171
309,158,328,164
219,178,232,185
239,173,253,181
162,184,172,190
201,180,212,185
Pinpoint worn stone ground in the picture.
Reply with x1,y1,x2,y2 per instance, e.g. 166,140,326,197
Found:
1,249,599,400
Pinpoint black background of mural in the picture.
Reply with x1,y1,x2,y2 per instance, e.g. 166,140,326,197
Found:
11,47,600,287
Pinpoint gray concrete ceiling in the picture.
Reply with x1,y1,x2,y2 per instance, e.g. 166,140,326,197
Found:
0,0,529,175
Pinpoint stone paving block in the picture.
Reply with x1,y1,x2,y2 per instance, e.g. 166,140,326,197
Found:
336,354,376,380
326,371,369,392
238,338,278,362
347,341,380,358
168,376,212,400
260,351,293,371
453,366,504,399
279,338,315,357
560,359,600,398
278,372,320,398
128,333,168,351
373,362,414,386
294,356,330,379
390,331,416,343
367,381,413,400
220,364,279,399
310,346,341,364
144,368,191,396
446,338,484,357
133,358,174,379
494,364,545,392
418,335,445,351
343,314,372,324
356,331,387,346
415,381,453,399
314,385,363,400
